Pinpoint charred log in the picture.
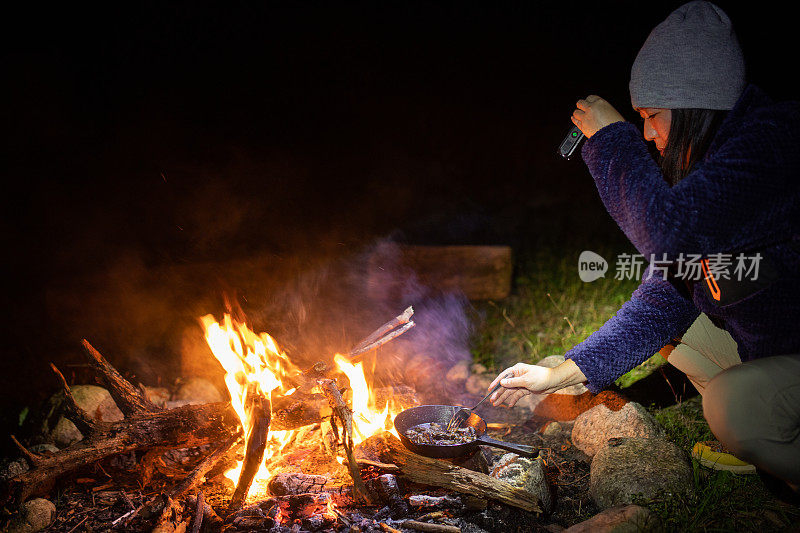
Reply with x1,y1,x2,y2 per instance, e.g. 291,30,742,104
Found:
227,385,271,514
361,432,542,514
2,342,239,505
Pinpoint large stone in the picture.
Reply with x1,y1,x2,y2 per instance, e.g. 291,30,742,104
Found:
6,498,56,532
490,453,553,513
590,437,694,509
172,377,223,405
562,505,656,533
43,385,124,447
572,401,661,457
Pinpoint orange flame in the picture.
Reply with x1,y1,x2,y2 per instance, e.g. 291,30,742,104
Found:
201,314,300,496
201,313,402,502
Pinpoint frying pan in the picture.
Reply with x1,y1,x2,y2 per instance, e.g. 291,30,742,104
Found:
394,405,538,459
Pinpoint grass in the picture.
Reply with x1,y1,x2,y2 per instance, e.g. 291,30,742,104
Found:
468,242,800,531
647,397,800,531
469,243,647,383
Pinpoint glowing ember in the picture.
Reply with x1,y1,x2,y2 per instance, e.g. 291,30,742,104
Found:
201,313,402,503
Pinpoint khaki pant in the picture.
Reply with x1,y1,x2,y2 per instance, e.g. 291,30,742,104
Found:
668,314,800,486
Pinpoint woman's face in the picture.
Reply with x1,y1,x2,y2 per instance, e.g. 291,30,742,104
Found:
636,107,672,154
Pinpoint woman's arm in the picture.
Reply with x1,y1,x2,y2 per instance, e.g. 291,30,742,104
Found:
489,267,699,406
583,119,800,257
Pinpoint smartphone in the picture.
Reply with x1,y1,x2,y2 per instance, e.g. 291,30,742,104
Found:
558,125,585,160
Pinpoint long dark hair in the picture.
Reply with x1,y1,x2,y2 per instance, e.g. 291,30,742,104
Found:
660,108,728,186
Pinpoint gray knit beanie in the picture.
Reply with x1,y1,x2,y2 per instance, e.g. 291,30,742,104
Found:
630,1,745,110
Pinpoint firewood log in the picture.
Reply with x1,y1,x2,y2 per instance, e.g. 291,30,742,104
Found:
227,385,271,513
361,432,542,513
1,341,239,505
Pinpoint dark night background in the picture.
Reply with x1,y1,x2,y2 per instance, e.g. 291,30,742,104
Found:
0,2,791,450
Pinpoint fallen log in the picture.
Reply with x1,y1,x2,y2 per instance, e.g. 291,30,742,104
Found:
362,432,542,513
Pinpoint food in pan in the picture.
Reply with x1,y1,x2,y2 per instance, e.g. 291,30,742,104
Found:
404,422,476,446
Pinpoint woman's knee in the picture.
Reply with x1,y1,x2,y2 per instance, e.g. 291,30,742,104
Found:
702,364,767,457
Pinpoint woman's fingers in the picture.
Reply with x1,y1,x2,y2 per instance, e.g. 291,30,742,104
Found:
488,363,527,391
571,95,624,138
499,374,529,389
506,389,528,408
491,387,516,406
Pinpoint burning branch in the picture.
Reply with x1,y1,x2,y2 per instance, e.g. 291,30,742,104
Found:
346,306,415,361
316,378,376,505
228,384,272,513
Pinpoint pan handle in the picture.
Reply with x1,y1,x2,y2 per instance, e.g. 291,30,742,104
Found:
477,435,538,458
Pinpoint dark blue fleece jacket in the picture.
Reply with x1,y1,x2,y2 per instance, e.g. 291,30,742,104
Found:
565,85,800,393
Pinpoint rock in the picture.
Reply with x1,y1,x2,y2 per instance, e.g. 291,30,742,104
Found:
541,421,573,439
465,373,493,396
44,385,124,447
0,458,29,482
6,498,56,533
143,386,170,407
489,453,553,513
535,355,565,368
536,355,589,396
172,377,223,404
590,437,694,509
470,363,488,375
446,360,471,384
572,402,661,457
562,505,655,533
28,444,59,455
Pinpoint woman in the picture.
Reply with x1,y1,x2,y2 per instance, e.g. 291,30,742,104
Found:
490,1,800,493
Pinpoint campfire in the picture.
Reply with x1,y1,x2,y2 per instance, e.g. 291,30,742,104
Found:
3,306,547,533
199,310,411,510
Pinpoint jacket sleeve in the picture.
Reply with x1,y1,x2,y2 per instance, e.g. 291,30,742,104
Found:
564,267,700,393
581,120,796,258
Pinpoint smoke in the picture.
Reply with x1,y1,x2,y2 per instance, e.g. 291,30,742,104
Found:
242,239,476,403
